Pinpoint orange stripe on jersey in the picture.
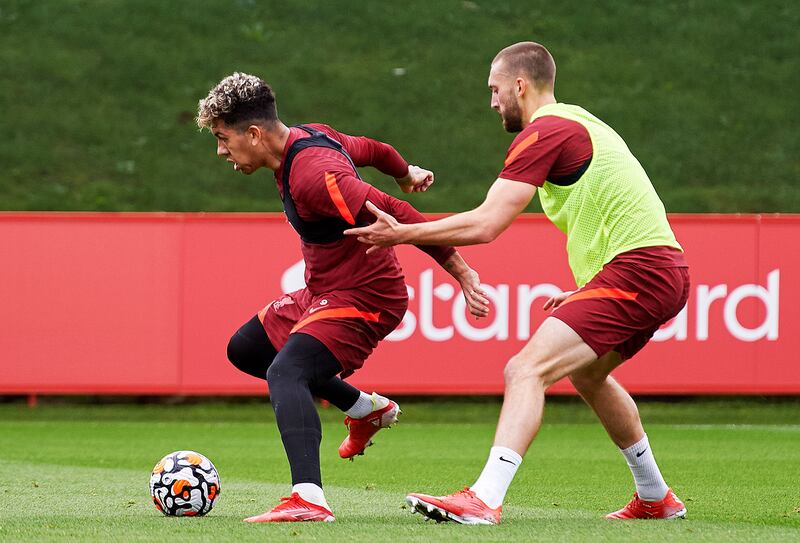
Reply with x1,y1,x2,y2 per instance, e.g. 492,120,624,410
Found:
504,130,539,166
257,305,269,324
325,172,356,225
559,287,639,307
290,307,380,334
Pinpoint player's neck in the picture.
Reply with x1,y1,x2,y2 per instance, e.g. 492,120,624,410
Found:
522,93,557,128
264,122,290,171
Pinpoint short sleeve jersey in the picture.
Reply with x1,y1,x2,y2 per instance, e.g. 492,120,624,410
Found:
498,111,686,273
498,115,593,187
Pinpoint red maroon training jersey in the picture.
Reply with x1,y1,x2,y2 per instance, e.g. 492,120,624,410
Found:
274,123,455,295
499,115,593,187
497,116,686,268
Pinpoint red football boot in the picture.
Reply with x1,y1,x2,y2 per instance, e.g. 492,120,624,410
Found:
406,487,501,525
243,493,335,523
606,488,686,519
338,397,400,459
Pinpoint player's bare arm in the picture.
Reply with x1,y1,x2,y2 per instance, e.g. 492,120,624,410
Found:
354,191,490,318
345,178,536,248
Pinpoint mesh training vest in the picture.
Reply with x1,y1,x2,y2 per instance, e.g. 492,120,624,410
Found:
531,103,682,287
281,125,367,244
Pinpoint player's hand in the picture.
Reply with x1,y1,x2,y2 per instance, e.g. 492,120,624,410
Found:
396,165,434,193
457,268,490,318
441,252,489,318
543,290,575,311
344,200,405,254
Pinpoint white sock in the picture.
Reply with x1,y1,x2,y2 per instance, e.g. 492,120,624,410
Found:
470,446,522,509
292,483,331,511
345,392,389,419
620,434,669,501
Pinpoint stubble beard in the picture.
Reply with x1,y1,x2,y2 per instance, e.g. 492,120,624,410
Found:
501,99,524,133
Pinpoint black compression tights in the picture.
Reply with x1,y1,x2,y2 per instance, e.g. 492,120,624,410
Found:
226,316,361,486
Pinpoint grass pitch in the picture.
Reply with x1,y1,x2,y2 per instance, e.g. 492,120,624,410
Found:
0,398,798,541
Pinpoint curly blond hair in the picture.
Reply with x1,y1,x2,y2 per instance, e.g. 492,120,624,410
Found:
196,72,277,130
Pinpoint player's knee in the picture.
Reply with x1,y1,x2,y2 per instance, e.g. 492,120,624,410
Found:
503,354,545,387
225,332,241,365
264,355,281,385
226,331,254,375
226,330,275,381
266,351,304,389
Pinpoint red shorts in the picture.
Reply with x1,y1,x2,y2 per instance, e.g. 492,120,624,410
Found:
258,286,407,375
551,247,690,360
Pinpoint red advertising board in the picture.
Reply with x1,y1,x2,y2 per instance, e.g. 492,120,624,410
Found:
0,213,796,395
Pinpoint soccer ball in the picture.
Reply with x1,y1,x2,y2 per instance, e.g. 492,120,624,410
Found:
149,450,220,516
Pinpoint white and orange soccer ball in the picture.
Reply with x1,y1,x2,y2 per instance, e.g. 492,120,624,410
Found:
149,450,220,516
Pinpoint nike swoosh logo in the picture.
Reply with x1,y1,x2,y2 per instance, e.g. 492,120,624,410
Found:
636,447,648,458
499,456,517,465
309,306,327,314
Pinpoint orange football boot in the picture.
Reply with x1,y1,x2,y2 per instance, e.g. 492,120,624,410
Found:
406,487,501,525
339,397,400,459
244,493,334,523
606,488,686,519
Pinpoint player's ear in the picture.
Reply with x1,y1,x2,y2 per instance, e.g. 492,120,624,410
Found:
515,77,527,97
247,125,262,146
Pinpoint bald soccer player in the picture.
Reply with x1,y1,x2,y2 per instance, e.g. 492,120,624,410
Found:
347,42,689,524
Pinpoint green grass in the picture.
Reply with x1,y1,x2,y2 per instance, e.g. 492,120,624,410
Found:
1,398,799,541
1,0,798,213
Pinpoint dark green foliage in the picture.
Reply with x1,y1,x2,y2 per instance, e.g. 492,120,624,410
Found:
1,0,798,212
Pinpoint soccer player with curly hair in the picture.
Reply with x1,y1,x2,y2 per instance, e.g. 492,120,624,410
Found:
197,73,487,523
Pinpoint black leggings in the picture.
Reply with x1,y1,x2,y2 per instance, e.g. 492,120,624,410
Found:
227,316,361,486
